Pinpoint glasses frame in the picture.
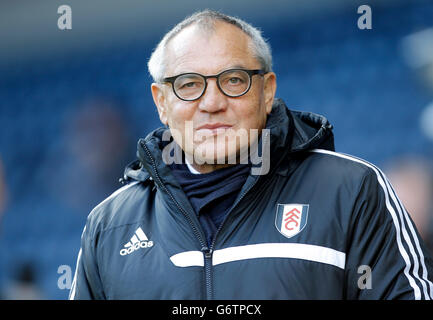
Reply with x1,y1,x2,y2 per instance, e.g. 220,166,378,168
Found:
162,68,267,101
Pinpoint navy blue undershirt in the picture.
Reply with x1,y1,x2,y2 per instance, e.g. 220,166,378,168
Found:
169,161,251,246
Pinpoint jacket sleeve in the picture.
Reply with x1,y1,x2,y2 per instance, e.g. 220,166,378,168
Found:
344,168,433,300
69,216,106,300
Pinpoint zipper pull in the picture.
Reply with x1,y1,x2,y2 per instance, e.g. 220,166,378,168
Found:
201,246,213,259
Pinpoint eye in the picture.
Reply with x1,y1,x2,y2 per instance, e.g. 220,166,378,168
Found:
182,82,197,88
228,77,243,84
178,81,201,90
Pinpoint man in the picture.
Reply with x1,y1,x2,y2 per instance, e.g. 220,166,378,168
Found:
69,10,433,299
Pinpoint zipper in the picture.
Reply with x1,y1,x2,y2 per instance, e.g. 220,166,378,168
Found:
205,130,272,299
202,169,262,300
141,142,213,298
202,247,213,300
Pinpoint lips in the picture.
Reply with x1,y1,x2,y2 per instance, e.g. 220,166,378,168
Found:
195,123,232,136
196,123,232,130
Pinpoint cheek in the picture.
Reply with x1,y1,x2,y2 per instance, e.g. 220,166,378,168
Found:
166,102,196,128
165,102,198,151
234,101,267,130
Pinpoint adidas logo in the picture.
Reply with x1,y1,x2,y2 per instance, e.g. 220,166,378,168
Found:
119,227,153,256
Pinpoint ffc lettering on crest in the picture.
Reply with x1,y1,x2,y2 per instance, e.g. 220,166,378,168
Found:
275,204,309,238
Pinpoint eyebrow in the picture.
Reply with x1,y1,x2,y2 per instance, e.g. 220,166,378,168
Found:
227,64,247,70
173,65,250,77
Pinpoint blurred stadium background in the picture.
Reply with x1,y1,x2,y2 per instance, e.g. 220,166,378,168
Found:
1,0,433,299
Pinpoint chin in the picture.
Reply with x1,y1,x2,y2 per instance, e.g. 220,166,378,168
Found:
192,139,255,166
191,141,239,165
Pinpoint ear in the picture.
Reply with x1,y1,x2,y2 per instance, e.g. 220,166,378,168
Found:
263,72,277,114
151,83,168,125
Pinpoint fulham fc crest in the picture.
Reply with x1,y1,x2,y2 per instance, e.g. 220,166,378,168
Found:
275,204,309,238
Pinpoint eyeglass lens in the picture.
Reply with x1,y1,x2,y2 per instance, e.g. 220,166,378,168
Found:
173,69,251,100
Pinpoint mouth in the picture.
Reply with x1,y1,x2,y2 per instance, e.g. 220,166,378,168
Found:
195,123,233,135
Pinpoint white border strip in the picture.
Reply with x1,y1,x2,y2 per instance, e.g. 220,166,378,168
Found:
311,148,433,299
170,243,345,269
212,243,345,269
170,251,204,267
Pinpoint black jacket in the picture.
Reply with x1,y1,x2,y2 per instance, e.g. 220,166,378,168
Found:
69,99,433,299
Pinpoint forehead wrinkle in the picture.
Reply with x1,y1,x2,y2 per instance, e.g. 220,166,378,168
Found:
165,22,257,77
171,63,253,77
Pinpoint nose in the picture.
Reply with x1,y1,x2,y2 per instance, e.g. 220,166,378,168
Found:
197,78,228,113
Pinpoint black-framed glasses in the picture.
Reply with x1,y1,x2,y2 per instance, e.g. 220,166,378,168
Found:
162,69,267,101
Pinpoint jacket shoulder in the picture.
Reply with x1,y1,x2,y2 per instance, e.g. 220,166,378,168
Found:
85,181,150,236
306,149,378,180
295,149,382,211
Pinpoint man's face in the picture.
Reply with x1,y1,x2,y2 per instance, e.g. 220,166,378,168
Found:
151,21,276,167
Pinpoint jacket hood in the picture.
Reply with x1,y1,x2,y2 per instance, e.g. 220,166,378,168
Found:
123,98,334,182
265,98,334,155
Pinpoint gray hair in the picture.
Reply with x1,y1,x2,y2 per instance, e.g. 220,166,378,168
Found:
147,9,273,83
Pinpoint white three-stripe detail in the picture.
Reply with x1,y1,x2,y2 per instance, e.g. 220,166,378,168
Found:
311,149,433,300
68,248,82,300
